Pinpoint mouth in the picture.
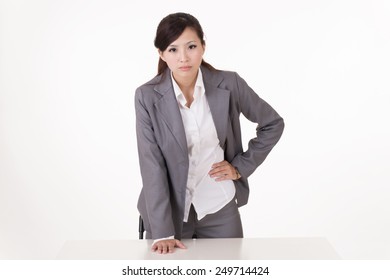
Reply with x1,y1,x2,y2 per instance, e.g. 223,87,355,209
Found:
179,66,192,71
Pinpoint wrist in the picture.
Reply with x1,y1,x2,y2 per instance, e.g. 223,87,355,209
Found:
234,167,241,180
153,235,175,245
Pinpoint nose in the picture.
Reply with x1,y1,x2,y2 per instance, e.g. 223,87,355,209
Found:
179,49,189,62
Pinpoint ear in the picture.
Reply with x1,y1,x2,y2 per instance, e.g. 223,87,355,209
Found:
158,49,166,62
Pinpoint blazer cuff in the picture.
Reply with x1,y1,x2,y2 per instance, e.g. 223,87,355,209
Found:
152,235,175,245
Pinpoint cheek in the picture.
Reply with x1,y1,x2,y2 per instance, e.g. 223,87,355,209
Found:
164,57,177,67
193,51,204,62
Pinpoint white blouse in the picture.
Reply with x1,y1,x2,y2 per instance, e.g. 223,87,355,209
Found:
172,68,236,222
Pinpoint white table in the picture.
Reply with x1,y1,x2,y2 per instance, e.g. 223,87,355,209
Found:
56,237,341,260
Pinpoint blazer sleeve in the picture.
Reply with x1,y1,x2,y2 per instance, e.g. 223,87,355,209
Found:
134,87,175,239
230,72,285,179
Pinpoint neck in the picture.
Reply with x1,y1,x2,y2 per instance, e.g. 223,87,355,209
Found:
173,71,198,93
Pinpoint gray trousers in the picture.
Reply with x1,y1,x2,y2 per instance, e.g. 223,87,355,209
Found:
146,198,243,239
182,197,243,239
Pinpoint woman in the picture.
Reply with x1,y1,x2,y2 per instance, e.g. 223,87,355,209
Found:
135,12,284,254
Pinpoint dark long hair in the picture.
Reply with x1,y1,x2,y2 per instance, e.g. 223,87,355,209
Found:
154,12,216,75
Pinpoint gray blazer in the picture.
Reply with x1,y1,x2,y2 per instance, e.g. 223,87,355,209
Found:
135,65,284,239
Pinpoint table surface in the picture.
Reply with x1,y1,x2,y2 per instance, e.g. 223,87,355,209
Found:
56,237,341,260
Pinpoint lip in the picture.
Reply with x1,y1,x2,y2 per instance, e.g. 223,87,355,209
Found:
179,66,192,71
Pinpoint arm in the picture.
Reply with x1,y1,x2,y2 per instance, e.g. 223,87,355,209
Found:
135,88,176,239
230,72,285,178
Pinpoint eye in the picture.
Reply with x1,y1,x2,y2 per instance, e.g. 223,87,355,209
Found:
168,48,177,52
188,44,197,50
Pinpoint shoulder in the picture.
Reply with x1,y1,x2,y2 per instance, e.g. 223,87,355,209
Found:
215,69,251,92
201,67,241,88
217,69,238,78
136,74,163,93
202,66,236,79
135,72,169,104
210,70,250,96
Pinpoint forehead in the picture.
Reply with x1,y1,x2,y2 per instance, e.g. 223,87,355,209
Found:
169,28,200,45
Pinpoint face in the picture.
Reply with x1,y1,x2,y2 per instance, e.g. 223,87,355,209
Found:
159,27,205,83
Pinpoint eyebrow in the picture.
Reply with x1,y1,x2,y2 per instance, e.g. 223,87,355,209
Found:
168,41,197,47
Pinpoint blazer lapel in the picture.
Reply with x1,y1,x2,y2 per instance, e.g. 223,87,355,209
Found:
153,67,230,155
202,66,230,149
154,71,188,157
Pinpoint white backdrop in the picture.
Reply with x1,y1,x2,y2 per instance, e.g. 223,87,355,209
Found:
1,0,389,259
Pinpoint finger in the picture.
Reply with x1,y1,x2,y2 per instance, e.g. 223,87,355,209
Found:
209,168,221,176
210,162,233,174
215,177,230,181
158,244,165,254
175,240,187,249
212,168,233,178
209,166,229,176
155,244,160,254
161,243,168,254
211,160,228,168
168,243,175,253
218,168,236,180
215,174,229,181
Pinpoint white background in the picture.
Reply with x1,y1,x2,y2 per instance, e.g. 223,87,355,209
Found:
1,0,389,260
